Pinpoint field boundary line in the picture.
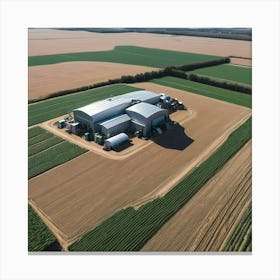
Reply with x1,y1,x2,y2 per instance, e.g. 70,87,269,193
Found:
132,112,251,209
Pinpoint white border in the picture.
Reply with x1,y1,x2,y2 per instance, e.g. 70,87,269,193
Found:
1,1,280,280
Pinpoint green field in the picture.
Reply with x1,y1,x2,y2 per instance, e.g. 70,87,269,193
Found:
28,84,141,126
152,76,252,108
69,118,252,251
188,64,252,85
28,205,57,251
223,203,252,251
28,46,221,68
28,127,87,178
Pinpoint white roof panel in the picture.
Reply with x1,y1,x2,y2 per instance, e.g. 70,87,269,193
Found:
73,90,160,118
99,114,131,130
126,102,165,118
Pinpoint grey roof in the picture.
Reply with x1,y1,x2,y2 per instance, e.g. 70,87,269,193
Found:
73,98,131,117
119,90,160,102
99,114,131,130
73,90,160,117
126,102,165,118
105,133,129,147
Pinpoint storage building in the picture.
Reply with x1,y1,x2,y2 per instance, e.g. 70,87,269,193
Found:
73,98,131,132
99,114,131,138
126,102,168,137
104,133,130,150
72,90,170,139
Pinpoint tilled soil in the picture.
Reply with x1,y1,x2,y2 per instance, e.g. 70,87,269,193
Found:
141,140,252,251
28,29,252,64
28,62,158,101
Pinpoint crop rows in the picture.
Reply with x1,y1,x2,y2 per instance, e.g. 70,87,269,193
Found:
28,46,221,68
28,127,87,179
28,84,141,126
188,64,252,85
222,203,252,251
28,205,57,251
152,76,252,108
69,117,252,251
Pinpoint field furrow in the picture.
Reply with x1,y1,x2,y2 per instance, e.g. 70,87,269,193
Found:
142,140,251,251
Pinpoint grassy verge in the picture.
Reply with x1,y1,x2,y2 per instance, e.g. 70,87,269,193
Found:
28,205,57,251
28,84,141,126
28,127,87,179
188,64,251,85
29,46,221,67
222,203,252,251
69,117,252,251
152,76,252,108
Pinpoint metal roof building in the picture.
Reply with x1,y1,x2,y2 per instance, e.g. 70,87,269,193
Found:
73,99,131,131
126,103,168,137
72,90,169,138
99,114,131,138
118,90,161,104
104,133,130,150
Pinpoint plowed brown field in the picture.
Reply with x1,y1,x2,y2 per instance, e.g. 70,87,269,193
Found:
29,29,252,63
28,83,251,247
230,57,252,67
142,140,252,252
28,62,158,101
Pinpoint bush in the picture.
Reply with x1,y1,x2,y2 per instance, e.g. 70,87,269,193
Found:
188,73,252,95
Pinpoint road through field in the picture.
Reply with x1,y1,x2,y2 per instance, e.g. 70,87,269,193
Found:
29,62,158,101
29,29,251,65
142,140,252,251
28,83,251,247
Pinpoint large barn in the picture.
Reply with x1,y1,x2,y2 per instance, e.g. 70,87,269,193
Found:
72,90,169,138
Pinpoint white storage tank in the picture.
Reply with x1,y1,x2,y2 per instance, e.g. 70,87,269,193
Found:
104,133,129,150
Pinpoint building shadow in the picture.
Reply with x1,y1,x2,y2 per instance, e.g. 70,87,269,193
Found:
112,141,134,152
43,240,62,252
152,123,194,151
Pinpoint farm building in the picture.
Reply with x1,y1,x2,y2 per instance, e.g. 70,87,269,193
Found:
126,102,169,137
72,90,170,138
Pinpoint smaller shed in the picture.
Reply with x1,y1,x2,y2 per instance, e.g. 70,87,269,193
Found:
104,133,129,150
126,102,168,137
99,114,131,138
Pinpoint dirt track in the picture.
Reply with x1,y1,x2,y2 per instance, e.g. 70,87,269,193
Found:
142,140,252,251
28,62,158,101
28,83,251,247
29,29,252,63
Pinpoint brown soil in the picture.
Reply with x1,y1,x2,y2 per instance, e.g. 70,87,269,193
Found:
29,29,252,63
141,140,252,251
28,62,158,101
28,82,251,248
230,57,252,67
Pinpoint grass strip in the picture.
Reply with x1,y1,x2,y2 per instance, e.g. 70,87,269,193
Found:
152,76,251,108
28,205,57,251
29,46,220,68
28,127,87,179
188,64,252,85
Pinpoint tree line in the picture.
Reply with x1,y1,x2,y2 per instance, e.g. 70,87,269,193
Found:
29,57,251,104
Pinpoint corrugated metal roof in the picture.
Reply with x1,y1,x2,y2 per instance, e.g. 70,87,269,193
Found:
126,102,165,118
73,91,160,117
99,114,131,129
104,133,129,147
119,90,160,102
74,98,131,117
